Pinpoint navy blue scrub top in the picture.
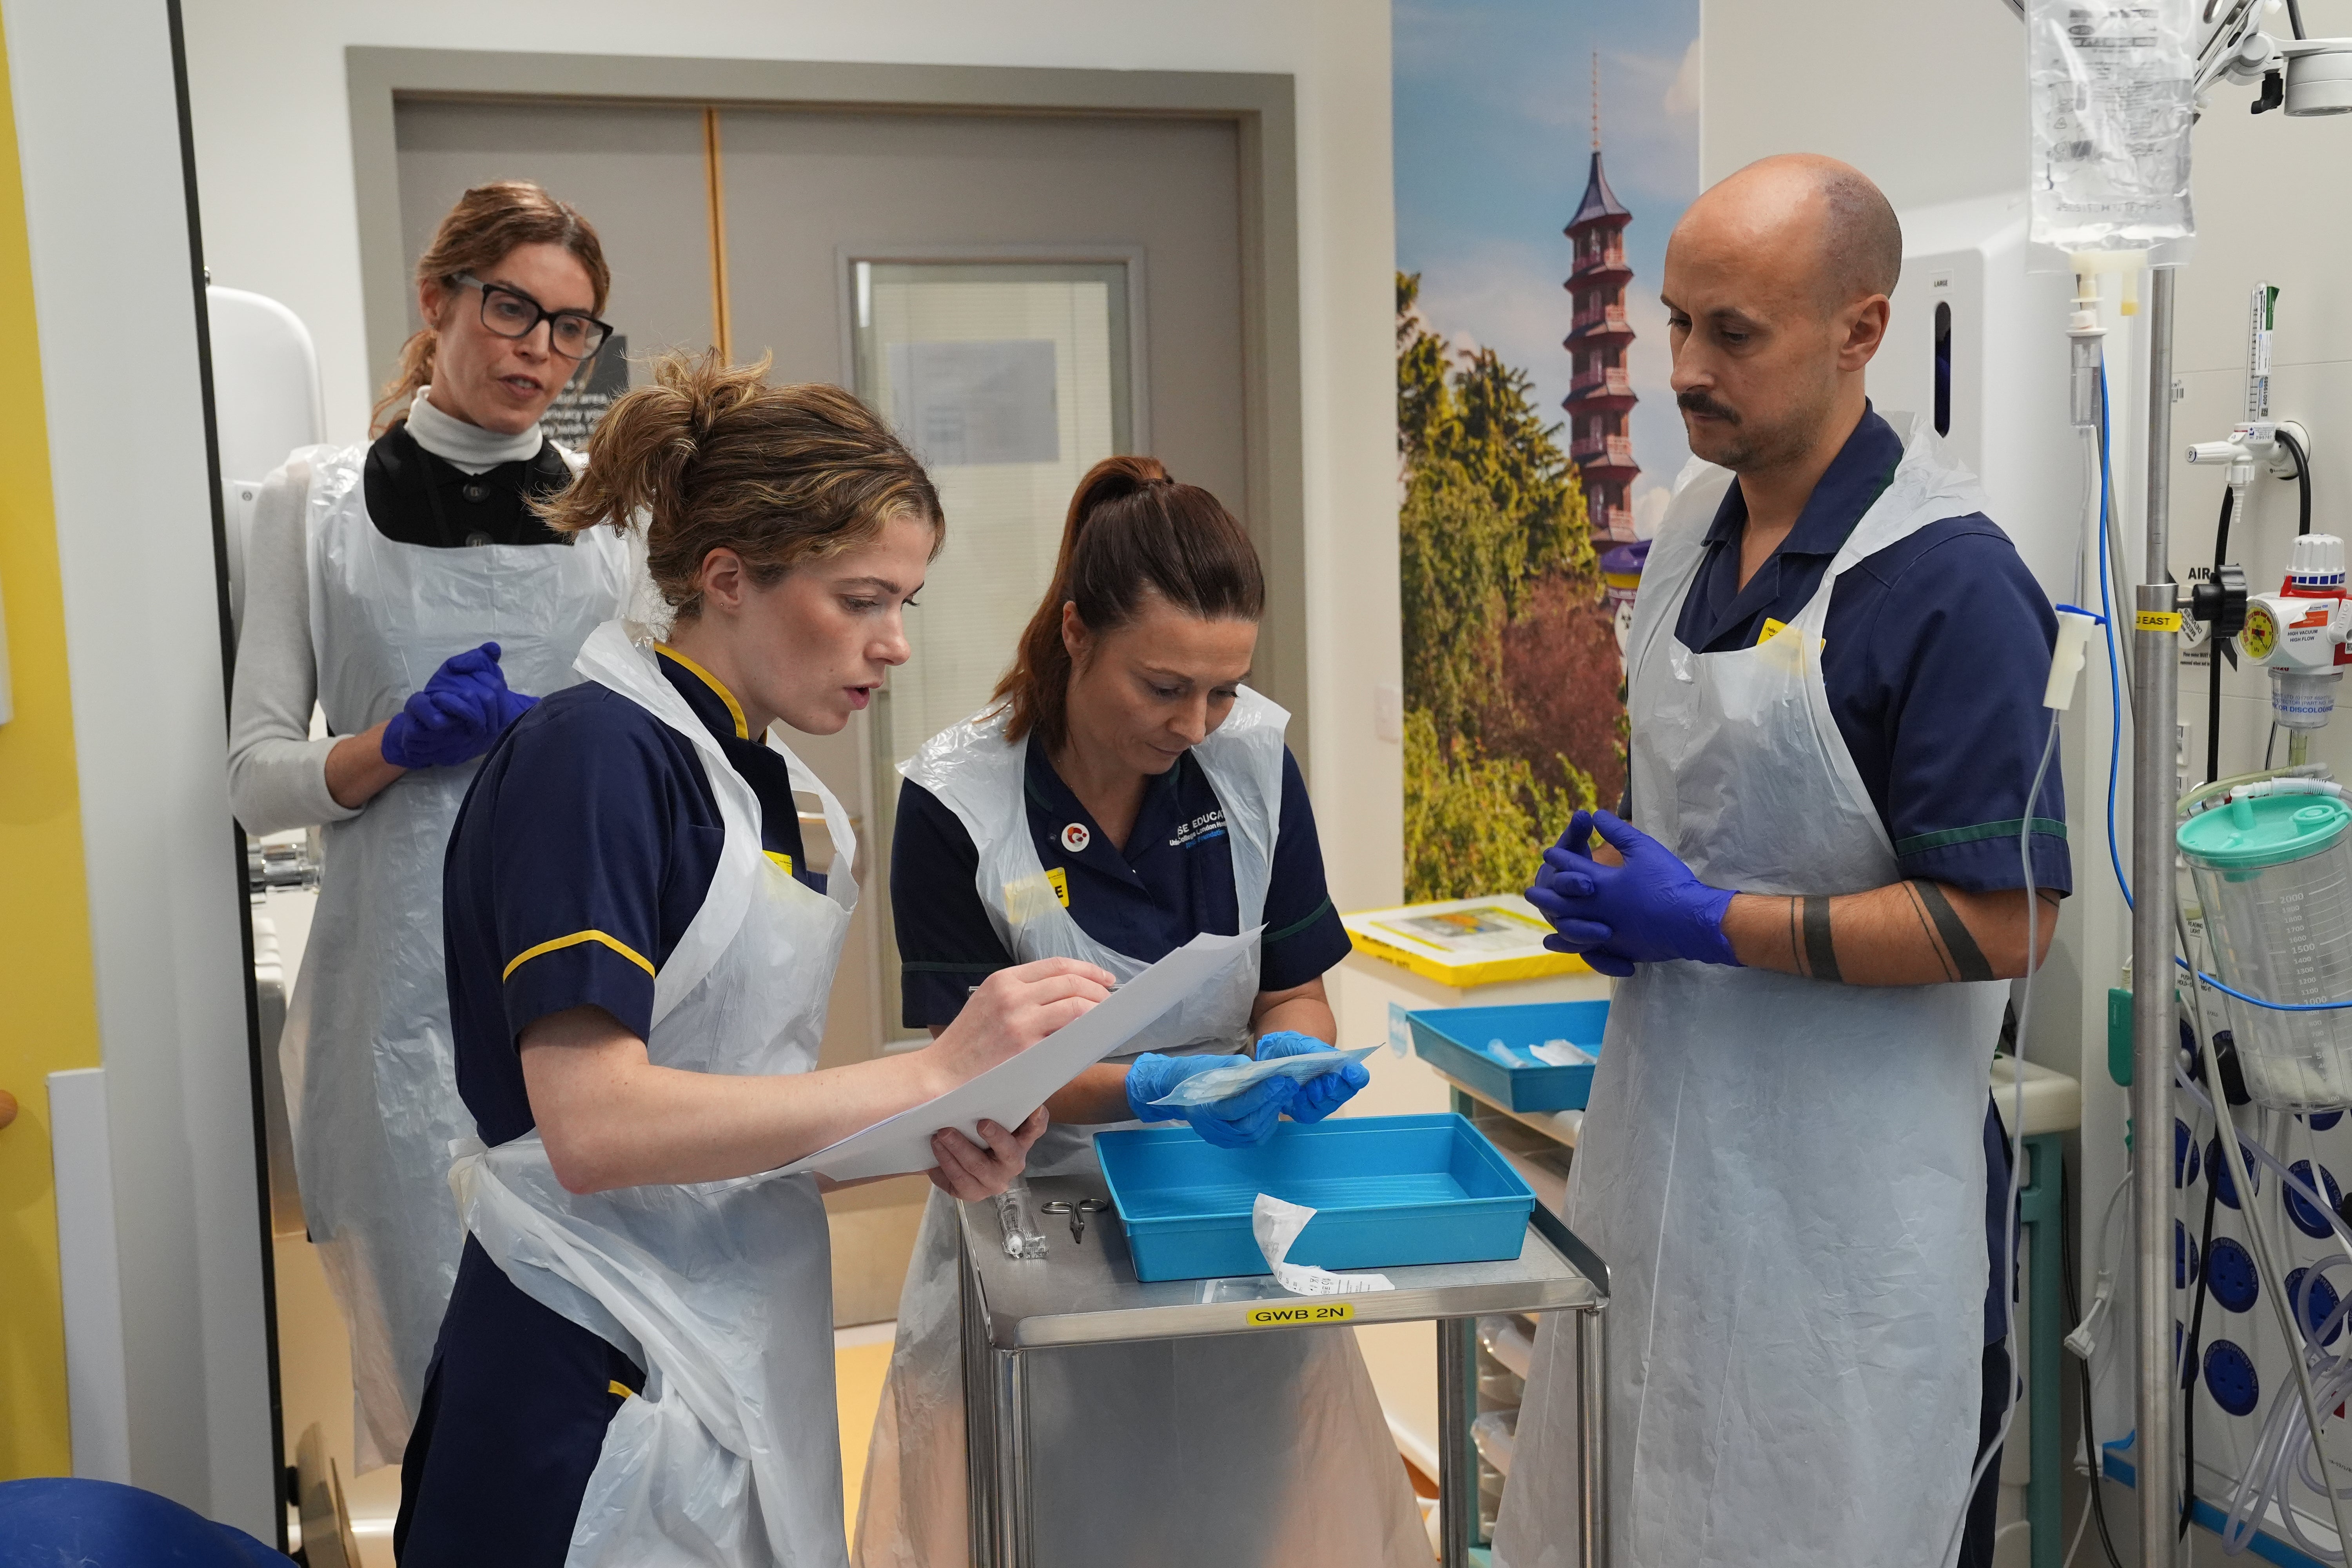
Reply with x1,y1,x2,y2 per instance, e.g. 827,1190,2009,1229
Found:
891,737,1352,1028
416,647,818,1564
1654,405,2069,1346
443,643,819,1148
1670,405,2071,897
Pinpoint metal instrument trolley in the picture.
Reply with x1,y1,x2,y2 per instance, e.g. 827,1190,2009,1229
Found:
957,1170,1612,1567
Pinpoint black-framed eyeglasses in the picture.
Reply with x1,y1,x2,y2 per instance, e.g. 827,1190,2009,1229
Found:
453,273,613,361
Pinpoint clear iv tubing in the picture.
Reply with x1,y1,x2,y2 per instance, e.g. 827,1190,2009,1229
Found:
2086,356,2352,1561
1947,715,2060,1568
1941,711,2062,1568
1947,362,2083,1564
2092,365,2352,1012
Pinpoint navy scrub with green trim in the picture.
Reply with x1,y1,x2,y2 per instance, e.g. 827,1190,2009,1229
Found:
891,739,1350,1028
395,646,816,1568
1661,405,2069,1568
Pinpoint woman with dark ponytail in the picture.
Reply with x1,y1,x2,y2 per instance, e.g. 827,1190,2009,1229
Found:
858,456,1424,1568
397,352,1101,1566
225,179,636,1471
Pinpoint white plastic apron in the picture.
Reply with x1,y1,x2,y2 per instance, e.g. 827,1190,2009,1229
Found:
448,619,860,1567
854,692,1426,1568
1494,413,2011,1568
275,443,630,1468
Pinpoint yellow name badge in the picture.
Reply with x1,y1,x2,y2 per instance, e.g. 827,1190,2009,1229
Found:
1757,617,1825,652
1045,866,1069,908
2136,610,2184,633
1245,1301,1357,1327
765,850,794,875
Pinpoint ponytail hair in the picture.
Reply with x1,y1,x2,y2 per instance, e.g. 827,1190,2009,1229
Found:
994,455,1264,750
370,180,612,436
535,349,941,620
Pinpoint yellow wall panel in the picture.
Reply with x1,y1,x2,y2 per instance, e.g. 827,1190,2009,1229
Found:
0,1,106,1479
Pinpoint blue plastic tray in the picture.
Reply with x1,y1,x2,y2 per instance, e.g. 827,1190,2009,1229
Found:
1096,1112,1536,1283
1407,1001,1609,1113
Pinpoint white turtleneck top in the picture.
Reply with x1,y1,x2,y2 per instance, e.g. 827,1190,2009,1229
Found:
224,392,555,833
401,387,542,474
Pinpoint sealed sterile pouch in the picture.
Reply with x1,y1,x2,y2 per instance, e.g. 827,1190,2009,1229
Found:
1144,1045,1377,1109
2027,0,2197,250
1252,1193,1395,1296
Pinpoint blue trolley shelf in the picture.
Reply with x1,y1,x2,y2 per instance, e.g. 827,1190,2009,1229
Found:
1096,1112,1537,1283
1408,1001,1610,1114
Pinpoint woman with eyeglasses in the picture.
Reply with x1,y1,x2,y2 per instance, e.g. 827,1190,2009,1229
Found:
226,180,637,1472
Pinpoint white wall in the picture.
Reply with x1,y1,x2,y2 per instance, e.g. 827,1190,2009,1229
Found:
6,0,278,1532
181,0,1406,915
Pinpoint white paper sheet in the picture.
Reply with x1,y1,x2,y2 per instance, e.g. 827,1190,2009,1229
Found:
780,928,1260,1182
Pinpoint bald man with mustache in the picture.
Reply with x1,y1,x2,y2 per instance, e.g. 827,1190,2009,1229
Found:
1500,156,2069,1566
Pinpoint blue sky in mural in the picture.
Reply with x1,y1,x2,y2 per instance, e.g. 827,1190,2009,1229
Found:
1395,0,1700,531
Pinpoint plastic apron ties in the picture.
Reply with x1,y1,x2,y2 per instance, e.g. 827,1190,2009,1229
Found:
275,444,630,1468
1493,414,2013,1568
855,693,1426,1568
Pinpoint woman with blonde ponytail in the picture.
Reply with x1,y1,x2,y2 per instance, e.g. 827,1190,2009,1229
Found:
857,456,1424,1568
397,352,1099,1567
225,180,636,1472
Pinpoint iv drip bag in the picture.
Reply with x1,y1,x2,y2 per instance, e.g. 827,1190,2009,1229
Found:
2028,0,2199,252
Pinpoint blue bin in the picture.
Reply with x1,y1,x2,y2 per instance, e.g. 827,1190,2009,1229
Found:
1096,1112,1536,1283
1407,1001,1609,1113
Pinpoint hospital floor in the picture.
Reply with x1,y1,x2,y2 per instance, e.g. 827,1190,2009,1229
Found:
311,1317,1439,1562
282,1175,1439,1561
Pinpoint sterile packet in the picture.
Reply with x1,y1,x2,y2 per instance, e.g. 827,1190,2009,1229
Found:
1531,1039,1595,1067
1252,1193,1395,1296
1144,1045,1377,1109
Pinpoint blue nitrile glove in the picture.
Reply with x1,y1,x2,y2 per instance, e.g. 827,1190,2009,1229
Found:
1254,1031,1369,1123
379,642,538,769
1525,813,1638,977
1125,1053,1296,1148
1526,809,1739,969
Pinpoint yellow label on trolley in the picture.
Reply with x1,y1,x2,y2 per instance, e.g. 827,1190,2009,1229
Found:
2135,610,2184,633
1245,1301,1357,1327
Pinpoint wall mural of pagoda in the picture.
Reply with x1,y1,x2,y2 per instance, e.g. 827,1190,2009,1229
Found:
1393,2,1700,900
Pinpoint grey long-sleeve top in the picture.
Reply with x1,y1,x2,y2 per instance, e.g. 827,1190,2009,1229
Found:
223,392,545,835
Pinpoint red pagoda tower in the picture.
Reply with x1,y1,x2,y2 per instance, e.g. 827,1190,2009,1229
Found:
1563,69,1639,545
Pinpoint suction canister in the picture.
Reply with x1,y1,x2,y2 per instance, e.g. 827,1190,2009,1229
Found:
2179,791,2352,1110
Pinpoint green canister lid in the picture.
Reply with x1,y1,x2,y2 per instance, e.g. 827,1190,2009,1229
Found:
2177,792,2352,871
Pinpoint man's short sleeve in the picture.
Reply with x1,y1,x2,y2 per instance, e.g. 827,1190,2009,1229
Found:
1847,521,2073,895
1260,748,1354,992
892,779,1015,1028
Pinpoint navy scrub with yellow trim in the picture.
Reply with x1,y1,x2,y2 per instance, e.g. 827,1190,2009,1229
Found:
395,646,816,1567
891,739,1350,1027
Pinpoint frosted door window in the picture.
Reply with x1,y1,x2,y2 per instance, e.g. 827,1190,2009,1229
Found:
855,261,1132,760
852,261,1134,1038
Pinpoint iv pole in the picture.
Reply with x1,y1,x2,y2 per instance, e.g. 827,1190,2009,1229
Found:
2131,265,2181,1567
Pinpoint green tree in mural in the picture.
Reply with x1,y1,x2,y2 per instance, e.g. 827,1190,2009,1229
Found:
1403,711,1594,910
1397,271,1610,903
